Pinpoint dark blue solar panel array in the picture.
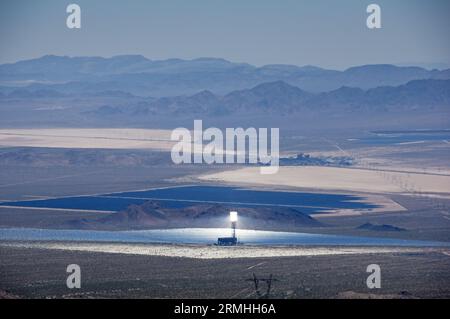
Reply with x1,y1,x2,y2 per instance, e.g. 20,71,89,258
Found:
0,185,379,214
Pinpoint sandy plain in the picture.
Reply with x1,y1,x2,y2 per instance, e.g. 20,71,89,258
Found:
200,166,450,195
0,128,175,150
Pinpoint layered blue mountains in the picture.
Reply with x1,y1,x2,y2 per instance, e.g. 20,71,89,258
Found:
0,55,449,123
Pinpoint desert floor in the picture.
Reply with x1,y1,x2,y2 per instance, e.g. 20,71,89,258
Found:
1,243,449,299
199,166,450,195
0,128,175,150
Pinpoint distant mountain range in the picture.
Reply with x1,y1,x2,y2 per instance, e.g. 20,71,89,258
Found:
0,55,449,127
2,78,449,118
1,55,449,97
88,79,450,116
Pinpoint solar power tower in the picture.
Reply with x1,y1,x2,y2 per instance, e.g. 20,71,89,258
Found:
217,211,238,246
230,211,238,239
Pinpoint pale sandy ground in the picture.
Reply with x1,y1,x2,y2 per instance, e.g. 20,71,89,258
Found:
307,142,450,176
200,166,450,195
312,193,407,218
0,242,434,259
0,128,175,150
0,128,241,158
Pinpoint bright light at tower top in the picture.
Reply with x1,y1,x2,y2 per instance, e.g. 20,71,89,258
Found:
230,211,238,222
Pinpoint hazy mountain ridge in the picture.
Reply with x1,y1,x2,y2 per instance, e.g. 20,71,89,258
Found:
102,79,450,116
1,55,449,96
1,56,449,128
2,78,449,118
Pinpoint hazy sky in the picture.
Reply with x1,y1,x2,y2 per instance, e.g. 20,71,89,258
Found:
0,0,449,69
